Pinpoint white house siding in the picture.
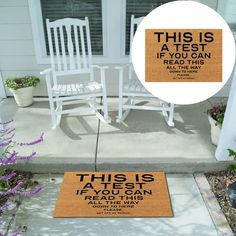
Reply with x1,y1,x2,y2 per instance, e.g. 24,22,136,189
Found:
0,0,234,97
0,0,46,96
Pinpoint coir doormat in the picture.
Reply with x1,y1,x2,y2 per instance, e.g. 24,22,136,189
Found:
53,172,173,218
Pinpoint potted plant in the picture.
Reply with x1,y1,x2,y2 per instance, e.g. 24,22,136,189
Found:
4,75,40,107
207,102,226,146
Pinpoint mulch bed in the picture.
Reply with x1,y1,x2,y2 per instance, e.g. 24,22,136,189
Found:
205,171,236,234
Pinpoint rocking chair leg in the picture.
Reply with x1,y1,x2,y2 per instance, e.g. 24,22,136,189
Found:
117,95,134,123
50,100,57,129
117,96,123,122
117,69,124,123
45,73,57,129
167,103,175,127
162,102,175,127
120,109,130,122
100,69,111,123
55,100,62,128
102,95,109,121
95,110,110,123
92,97,96,108
123,96,133,120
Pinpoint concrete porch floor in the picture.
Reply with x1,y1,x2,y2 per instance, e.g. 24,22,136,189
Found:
0,97,231,173
1,174,226,236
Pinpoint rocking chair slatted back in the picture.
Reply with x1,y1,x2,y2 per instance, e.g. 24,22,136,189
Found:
128,15,144,79
46,17,93,79
129,15,144,57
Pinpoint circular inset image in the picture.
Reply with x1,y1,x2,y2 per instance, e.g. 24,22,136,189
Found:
132,1,235,105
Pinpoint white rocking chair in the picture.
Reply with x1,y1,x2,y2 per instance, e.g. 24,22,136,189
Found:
40,17,111,129
116,15,175,127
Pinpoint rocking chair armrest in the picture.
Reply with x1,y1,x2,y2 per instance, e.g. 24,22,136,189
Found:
91,65,108,88
91,65,109,70
40,68,53,75
115,64,132,71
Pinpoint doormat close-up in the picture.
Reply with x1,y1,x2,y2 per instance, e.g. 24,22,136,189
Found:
53,172,173,218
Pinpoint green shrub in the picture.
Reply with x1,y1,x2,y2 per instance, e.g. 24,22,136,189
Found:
228,149,236,172
228,149,236,158
5,76,40,90
229,164,236,172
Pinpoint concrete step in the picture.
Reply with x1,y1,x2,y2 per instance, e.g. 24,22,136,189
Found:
10,159,235,173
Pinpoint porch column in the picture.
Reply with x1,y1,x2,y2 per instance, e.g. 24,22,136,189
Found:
215,66,236,161
0,71,6,99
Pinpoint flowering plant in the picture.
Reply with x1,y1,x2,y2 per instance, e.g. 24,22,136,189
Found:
0,120,44,236
4,76,40,90
207,102,226,126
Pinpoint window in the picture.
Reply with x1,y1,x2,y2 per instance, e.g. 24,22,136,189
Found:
125,0,236,55
217,0,236,32
125,0,172,55
40,0,103,55
29,0,235,64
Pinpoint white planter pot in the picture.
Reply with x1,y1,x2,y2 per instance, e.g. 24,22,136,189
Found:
208,115,221,146
10,87,34,107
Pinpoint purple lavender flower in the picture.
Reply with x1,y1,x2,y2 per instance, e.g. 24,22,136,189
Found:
0,220,5,226
0,151,17,165
9,230,21,236
0,184,43,198
0,127,10,135
0,170,16,181
18,185,44,197
0,120,13,125
6,128,15,135
17,132,44,146
0,140,12,148
0,120,44,236
0,181,24,196
0,151,37,165
0,133,15,142
0,128,8,134
0,201,12,213
17,151,37,161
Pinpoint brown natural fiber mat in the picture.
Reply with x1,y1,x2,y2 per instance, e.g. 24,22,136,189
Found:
53,172,173,218
145,29,222,82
